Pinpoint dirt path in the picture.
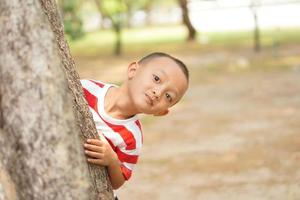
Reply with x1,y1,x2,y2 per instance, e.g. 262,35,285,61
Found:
76,46,300,199
117,68,300,200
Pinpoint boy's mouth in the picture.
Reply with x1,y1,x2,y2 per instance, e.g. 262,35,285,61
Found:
145,93,153,106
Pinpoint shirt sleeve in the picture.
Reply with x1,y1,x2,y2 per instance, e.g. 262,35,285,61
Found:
115,147,140,180
99,132,141,181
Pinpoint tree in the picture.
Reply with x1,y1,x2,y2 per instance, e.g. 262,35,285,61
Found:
58,0,85,40
178,0,197,41
250,0,261,52
0,0,113,199
123,0,152,28
94,0,126,56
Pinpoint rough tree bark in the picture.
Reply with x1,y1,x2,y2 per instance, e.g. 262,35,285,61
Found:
0,0,113,199
178,0,197,41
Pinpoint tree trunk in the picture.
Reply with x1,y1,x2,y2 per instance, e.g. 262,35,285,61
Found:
94,0,123,56
250,0,261,52
113,20,122,56
0,0,113,199
94,0,106,29
178,0,197,41
252,8,261,52
144,2,152,26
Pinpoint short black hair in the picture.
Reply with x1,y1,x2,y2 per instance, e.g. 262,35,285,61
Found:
138,52,189,83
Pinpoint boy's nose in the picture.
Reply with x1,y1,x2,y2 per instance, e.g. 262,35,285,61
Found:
152,89,162,100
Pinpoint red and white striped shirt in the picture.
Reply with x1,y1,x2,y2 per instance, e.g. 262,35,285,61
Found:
80,79,143,180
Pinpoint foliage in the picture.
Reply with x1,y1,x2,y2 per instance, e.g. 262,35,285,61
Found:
59,0,84,40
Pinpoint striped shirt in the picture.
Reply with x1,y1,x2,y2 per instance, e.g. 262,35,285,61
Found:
80,79,143,180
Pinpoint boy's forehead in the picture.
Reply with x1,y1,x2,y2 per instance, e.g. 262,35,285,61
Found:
143,56,185,76
142,57,183,75
144,56,177,67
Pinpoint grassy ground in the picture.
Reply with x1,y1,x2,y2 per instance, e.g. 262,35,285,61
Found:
70,26,300,200
69,25,300,58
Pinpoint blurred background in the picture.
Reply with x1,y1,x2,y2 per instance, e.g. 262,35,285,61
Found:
60,0,300,199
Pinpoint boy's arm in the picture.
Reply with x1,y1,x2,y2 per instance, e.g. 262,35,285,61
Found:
106,154,126,189
84,138,125,189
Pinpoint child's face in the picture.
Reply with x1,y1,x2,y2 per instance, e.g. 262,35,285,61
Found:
127,57,188,116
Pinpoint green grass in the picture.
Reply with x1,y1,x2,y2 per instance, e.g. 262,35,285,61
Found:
69,25,187,57
69,25,300,57
206,28,300,47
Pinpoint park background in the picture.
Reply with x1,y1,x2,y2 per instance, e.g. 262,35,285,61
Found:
61,0,300,199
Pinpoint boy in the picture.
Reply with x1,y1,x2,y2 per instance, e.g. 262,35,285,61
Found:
81,52,189,191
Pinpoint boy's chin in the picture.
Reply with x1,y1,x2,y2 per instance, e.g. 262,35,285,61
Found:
141,109,155,115
136,101,153,114
138,106,155,115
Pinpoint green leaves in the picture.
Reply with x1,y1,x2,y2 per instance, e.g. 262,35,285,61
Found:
102,0,127,16
59,0,84,40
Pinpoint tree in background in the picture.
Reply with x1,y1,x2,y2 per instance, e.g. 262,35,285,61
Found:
124,0,135,28
0,0,113,199
143,0,154,26
123,0,150,28
250,0,261,52
58,0,85,40
94,0,127,56
178,0,197,41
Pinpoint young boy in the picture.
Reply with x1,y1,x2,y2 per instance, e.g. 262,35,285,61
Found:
81,52,189,191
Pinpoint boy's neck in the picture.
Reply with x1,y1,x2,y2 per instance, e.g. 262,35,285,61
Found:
104,86,137,120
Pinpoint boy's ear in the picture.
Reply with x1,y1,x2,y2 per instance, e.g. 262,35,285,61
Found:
127,61,139,79
153,109,169,116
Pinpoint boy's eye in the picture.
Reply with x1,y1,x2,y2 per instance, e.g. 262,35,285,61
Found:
153,74,160,82
166,93,172,102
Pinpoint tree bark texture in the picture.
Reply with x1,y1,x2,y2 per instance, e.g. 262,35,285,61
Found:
0,0,113,199
178,0,197,41
39,0,113,198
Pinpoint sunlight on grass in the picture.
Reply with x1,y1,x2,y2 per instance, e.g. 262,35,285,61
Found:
202,28,300,48
69,25,187,56
123,26,186,44
69,25,300,57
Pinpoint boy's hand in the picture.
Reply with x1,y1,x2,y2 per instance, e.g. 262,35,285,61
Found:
84,136,118,167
